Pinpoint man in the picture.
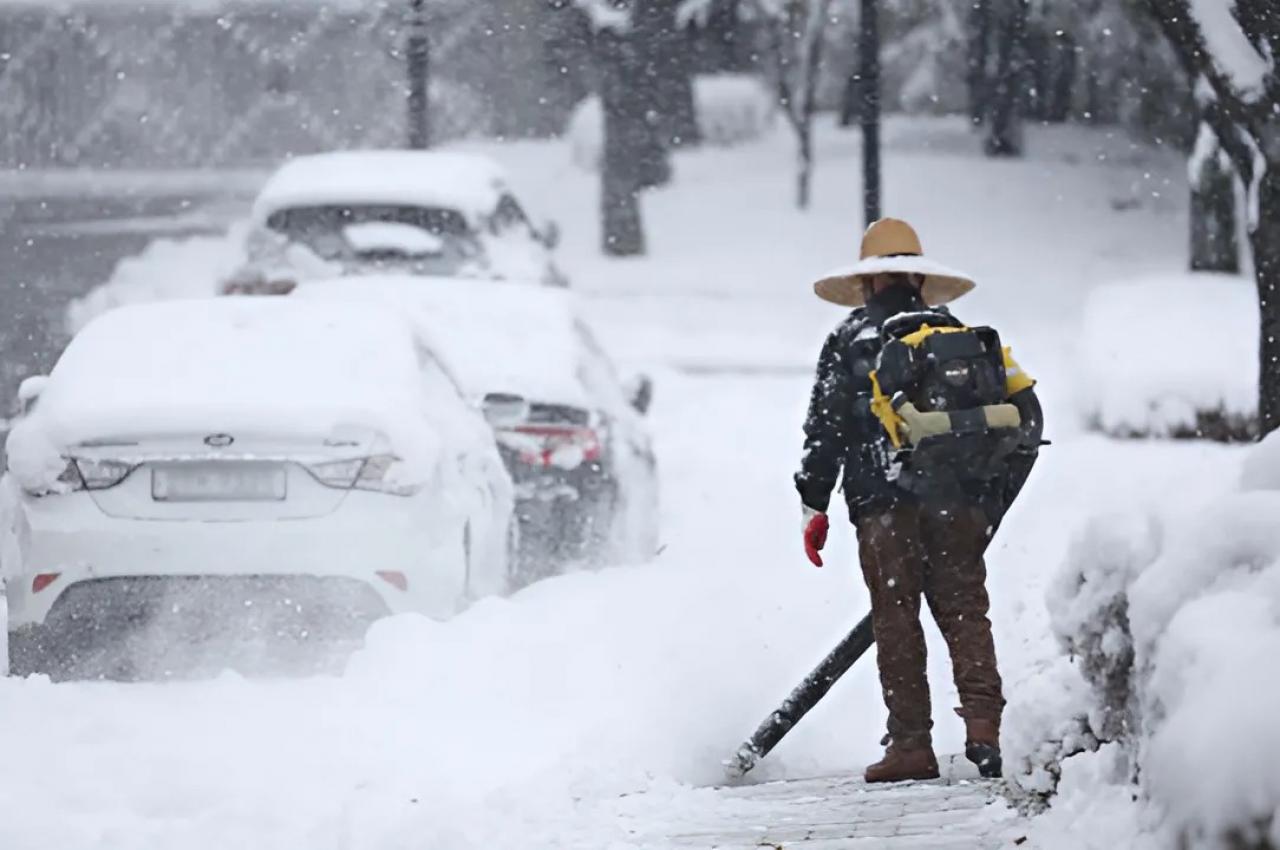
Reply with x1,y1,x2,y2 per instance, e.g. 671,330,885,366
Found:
795,218,1042,783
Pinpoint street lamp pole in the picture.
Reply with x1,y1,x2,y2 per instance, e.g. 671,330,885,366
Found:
859,0,881,225
407,0,430,149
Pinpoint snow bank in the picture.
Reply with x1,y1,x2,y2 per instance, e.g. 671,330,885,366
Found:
1043,435,1280,848
566,74,776,171
1077,273,1258,440
66,230,244,334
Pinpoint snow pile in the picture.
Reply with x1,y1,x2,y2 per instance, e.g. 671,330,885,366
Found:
1042,432,1280,849
1077,273,1258,440
566,74,776,171
66,229,243,334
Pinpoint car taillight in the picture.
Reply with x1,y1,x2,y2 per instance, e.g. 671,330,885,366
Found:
306,454,418,496
44,458,136,494
496,424,602,470
307,458,365,488
375,570,409,592
31,573,60,594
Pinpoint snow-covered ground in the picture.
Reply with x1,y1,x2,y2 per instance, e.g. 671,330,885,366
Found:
2,115,1250,848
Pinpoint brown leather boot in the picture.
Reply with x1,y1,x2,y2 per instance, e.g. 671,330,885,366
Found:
963,717,1002,779
864,744,940,784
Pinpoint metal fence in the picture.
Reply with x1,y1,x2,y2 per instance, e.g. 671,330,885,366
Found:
0,1,498,169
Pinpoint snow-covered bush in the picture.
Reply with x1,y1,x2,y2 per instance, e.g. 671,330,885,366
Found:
1003,679,1101,805
566,74,776,171
1077,274,1258,441
65,229,245,334
1049,512,1163,743
1043,435,1280,848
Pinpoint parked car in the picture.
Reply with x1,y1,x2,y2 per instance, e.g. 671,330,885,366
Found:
224,150,567,293
295,277,659,580
3,298,514,678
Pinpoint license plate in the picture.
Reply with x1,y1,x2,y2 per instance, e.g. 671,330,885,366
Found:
152,463,288,502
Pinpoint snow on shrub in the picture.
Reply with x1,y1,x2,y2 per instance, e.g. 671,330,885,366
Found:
565,74,776,171
1077,274,1258,441
1241,428,1280,492
1002,669,1100,803
65,227,245,335
1043,438,1280,848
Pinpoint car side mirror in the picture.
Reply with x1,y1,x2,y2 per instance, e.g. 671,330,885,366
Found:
481,392,530,428
538,220,561,250
625,374,654,416
17,375,48,416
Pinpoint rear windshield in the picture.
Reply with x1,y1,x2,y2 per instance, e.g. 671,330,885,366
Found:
265,204,485,275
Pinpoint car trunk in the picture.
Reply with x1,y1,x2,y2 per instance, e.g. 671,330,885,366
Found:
73,428,385,521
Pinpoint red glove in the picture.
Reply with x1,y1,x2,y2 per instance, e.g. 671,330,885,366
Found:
802,508,829,567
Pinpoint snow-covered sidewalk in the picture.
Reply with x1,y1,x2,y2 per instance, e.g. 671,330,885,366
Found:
561,765,1021,849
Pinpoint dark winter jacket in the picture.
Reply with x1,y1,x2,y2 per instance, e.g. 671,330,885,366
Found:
794,301,1042,522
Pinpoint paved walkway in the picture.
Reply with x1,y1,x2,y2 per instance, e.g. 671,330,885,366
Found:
569,758,1028,849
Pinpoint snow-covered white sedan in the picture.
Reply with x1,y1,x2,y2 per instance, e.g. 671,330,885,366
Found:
3,299,514,677
224,149,567,292
295,277,660,580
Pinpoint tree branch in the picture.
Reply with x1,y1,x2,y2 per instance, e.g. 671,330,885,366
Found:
797,0,833,129
1141,0,1268,179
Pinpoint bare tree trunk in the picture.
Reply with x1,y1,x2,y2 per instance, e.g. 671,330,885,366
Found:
839,78,859,128
601,169,646,256
622,0,674,190
838,2,862,129
756,0,831,210
967,0,991,127
797,121,814,209
1023,25,1048,122
637,0,700,150
598,28,647,256
1046,31,1076,123
794,0,828,210
666,21,701,147
1253,164,1280,435
985,0,1028,156
1189,122,1240,273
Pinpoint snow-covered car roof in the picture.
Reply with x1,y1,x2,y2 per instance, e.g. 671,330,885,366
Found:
294,275,591,409
25,298,436,452
250,150,511,227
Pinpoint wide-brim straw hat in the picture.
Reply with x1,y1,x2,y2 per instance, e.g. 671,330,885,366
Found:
813,218,976,308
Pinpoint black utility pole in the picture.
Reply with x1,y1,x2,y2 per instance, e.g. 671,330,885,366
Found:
407,0,430,149
859,0,881,225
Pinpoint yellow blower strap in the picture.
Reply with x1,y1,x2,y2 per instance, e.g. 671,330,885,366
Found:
869,370,904,449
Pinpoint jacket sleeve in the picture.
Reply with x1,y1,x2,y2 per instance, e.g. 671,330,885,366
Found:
795,330,853,512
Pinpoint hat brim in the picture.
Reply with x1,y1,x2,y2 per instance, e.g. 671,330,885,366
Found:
813,255,976,308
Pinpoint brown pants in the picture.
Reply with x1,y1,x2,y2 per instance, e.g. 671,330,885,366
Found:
855,501,1004,749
